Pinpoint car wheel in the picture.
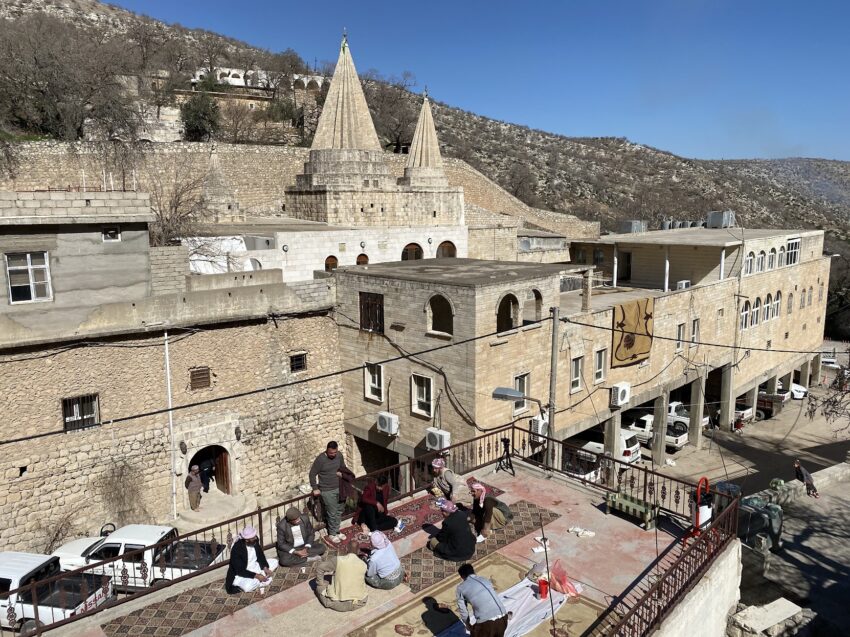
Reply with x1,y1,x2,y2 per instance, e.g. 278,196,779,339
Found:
755,410,765,421
19,620,42,636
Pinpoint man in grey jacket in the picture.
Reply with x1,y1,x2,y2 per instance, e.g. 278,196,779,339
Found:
309,441,349,542
455,563,508,636
276,507,327,566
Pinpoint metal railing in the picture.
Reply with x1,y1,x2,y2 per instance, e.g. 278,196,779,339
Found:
3,424,735,636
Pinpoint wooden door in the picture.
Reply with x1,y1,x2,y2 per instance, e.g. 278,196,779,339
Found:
214,448,230,494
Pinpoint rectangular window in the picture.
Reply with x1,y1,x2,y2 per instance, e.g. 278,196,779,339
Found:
359,292,384,334
411,374,433,417
570,356,583,392
690,319,699,347
289,353,307,373
594,349,607,383
513,372,529,414
62,394,100,431
189,367,212,390
101,227,121,242
676,323,685,351
364,362,383,402
786,238,801,265
5,252,52,303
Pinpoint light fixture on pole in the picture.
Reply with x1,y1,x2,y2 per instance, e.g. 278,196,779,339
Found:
492,387,552,469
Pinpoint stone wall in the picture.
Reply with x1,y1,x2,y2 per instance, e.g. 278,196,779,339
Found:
0,315,344,552
149,245,189,295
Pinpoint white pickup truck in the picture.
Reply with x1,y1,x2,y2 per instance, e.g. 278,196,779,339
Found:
52,525,226,592
0,552,113,635
668,401,711,428
623,415,689,450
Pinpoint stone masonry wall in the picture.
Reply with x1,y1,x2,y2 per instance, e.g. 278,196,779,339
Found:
149,245,189,295
0,315,344,553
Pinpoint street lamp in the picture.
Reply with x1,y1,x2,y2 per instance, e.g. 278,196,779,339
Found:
491,387,547,419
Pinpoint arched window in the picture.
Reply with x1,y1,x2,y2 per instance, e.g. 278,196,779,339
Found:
819,283,824,303
523,289,543,324
436,241,457,258
807,286,813,306
740,301,750,330
764,294,772,321
756,251,766,273
428,294,453,335
787,293,793,315
356,253,369,265
401,243,423,261
324,255,338,272
496,294,519,333
767,248,777,270
248,258,262,270
744,252,755,275
773,292,781,318
778,246,786,267
752,298,761,327
800,292,806,309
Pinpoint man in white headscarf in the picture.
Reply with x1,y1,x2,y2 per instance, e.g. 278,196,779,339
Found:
225,526,279,594
365,531,404,589
430,458,471,508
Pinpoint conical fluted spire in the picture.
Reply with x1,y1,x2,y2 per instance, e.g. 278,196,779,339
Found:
406,93,443,170
311,36,381,151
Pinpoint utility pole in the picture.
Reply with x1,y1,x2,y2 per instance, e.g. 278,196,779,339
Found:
547,306,559,468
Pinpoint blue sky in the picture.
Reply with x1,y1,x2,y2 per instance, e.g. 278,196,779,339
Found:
113,0,850,160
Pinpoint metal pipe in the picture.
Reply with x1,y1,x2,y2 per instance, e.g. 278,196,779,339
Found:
164,330,177,520
547,306,559,466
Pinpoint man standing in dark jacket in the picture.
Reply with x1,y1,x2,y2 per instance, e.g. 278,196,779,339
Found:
276,507,326,566
794,459,820,498
428,499,476,562
310,441,349,543
225,526,278,594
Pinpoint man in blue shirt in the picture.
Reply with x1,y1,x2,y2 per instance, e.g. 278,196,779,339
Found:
455,563,509,636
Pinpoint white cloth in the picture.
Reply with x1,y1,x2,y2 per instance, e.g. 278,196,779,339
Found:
232,555,280,593
438,579,566,637
291,525,305,550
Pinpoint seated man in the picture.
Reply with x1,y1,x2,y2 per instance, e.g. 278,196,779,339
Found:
365,531,404,590
470,483,514,543
276,507,327,566
430,458,472,508
315,538,368,612
225,526,278,594
356,474,405,534
428,499,476,562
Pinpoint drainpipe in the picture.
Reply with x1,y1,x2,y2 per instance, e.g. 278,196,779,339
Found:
164,330,177,519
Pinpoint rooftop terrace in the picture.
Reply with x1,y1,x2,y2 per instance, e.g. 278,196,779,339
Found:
592,227,821,248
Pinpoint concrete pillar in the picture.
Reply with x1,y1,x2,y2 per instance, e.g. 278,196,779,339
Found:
398,454,411,494
604,411,622,487
582,270,592,312
719,248,726,280
780,371,793,392
613,244,619,287
664,247,670,292
799,360,811,389
719,364,734,430
745,386,758,410
811,354,822,386
766,376,778,394
688,374,705,450
652,393,668,466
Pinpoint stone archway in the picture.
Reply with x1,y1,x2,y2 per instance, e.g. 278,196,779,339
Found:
189,445,231,495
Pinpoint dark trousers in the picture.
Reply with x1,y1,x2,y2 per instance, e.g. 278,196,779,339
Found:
277,543,326,566
360,503,397,532
200,470,211,493
471,615,508,637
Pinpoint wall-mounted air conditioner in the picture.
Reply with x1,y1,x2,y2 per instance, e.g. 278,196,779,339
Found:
610,382,631,408
676,280,691,290
529,415,548,443
425,427,451,451
377,411,399,436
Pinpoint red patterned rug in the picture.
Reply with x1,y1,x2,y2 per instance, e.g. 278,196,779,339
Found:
324,478,504,548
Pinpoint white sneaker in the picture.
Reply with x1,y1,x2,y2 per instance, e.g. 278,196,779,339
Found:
335,533,347,542
329,534,342,543
395,521,407,533
476,534,486,543
306,555,321,563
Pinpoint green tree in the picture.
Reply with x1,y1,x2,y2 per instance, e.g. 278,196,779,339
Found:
181,93,220,141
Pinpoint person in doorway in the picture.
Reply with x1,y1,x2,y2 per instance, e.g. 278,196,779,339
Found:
225,526,278,594
470,483,513,543
365,531,404,590
185,465,203,511
794,459,820,498
199,457,215,493
355,474,405,534
276,507,326,566
309,441,349,543
314,538,368,611
455,563,508,637
428,499,476,562
430,458,471,508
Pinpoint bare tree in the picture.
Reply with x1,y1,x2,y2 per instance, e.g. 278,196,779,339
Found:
219,100,257,144
362,71,418,153
147,163,212,247
196,32,229,84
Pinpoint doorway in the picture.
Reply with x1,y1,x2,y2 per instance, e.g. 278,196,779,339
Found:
189,445,231,495
620,252,632,281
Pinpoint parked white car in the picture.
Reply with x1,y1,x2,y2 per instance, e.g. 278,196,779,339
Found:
566,427,643,464
776,380,808,400
623,415,689,450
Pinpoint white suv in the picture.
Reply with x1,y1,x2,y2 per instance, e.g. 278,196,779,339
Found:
567,427,642,465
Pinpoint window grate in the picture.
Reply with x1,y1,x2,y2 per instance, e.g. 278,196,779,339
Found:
359,292,384,333
289,353,307,373
189,367,212,390
62,394,100,432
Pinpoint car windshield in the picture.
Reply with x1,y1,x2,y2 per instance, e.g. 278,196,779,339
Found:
624,435,638,448
82,538,105,557
673,404,688,417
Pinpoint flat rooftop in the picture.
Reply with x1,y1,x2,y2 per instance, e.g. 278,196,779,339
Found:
336,258,581,287
560,285,663,316
590,227,821,247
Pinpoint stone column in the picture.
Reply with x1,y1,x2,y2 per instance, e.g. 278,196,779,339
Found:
766,376,778,394
799,360,811,389
652,393,668,466
604,411,622,487
688,374,705,450
613,244,619,287
664,246,670,292
780,371,793,392
398,454,411,495
582,270,592,312
811,354,822,386
745,386,759,415
719,364,735,430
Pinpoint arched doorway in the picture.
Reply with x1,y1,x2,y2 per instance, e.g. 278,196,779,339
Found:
189,445,231,495
436,241,457,258
401,243,423,261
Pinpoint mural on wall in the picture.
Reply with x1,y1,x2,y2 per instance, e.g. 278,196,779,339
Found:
611,297,654,368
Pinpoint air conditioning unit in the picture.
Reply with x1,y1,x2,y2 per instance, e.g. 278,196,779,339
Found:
425,427,451,451
610,382,631,409
377,411,399,436
529,416,548,444
676,280,691,290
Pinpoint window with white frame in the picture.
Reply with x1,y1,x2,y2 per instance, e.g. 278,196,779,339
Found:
570,356,583,392
767,248,776,270
786,238,801,265
513,372,529,414
773,292,781,318
62,394,100,432
800,292,806,309
778,246,786,267
594,349,607,383
364,363,383,402
744,252,754,275
756,251,766,272
690,319,699,346
411,374,433,417
676,323,685,351
740,301,750,330
752,298,761,327
5,252,52,303
764,294,772,321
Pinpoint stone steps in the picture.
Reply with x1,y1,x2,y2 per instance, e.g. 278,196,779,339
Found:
171,487,258,535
